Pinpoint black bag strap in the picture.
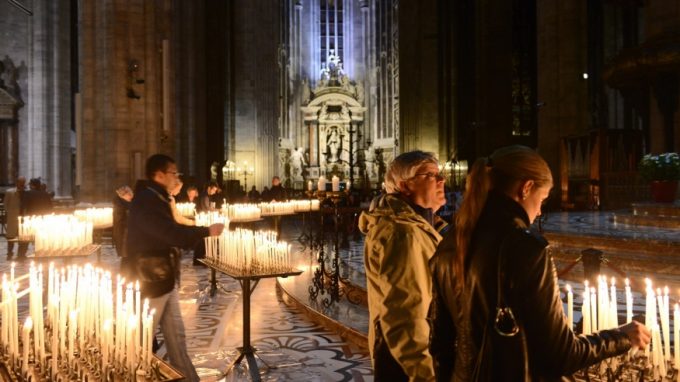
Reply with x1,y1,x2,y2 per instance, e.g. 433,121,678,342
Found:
494,234,520,337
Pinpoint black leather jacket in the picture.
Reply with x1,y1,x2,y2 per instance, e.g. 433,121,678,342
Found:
430,191,631,381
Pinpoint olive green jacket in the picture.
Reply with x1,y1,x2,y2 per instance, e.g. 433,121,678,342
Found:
359,194,445,382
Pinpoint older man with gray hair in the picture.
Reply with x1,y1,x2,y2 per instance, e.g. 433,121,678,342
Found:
358,150,449,381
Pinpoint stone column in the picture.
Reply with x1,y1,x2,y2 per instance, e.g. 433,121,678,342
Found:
24,1,73,198
537,0,589,203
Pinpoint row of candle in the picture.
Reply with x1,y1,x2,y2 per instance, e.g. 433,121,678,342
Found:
221,203,261,221
73,207,113,229
1,263,156,379
259,201,297,216
175,202,196,218
18,215,94,254
292,200,321,212
205,228,293,275
565,277,680,376
311,176,351,192
195,211,229,227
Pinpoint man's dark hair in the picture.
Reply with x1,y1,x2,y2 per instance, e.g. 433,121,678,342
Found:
186,185,198,192
29,178,41,189
145,154,175,179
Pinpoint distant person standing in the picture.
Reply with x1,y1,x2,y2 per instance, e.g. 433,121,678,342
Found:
266,176,288,201
185,185,199,204
4,176,27,259
127,154,223,382
197,181,219,212
23,178,53,216
113,185,133,275
248,186,261,203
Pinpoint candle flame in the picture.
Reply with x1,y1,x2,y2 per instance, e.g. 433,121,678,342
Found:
625,278,630,286
566,284,572,293
24,316,33,329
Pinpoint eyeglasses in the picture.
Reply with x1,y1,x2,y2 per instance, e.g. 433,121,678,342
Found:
412,172,445,181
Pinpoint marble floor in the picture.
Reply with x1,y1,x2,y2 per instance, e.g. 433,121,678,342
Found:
1,209,679,381
0,221,374,381
279,209,680,346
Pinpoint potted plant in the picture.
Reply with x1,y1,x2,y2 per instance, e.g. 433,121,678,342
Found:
638,152,680,203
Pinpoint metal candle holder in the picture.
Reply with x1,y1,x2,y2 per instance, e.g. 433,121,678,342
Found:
308,189,350,307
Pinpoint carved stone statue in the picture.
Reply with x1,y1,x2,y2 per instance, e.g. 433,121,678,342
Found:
364,143,376,178
301,77,311,104
289,147,307,181
355,81,365,104
210,162,219,182
320,63,329,81
222,162,230,181
341,76,354,94
326,126,341,164
337,62,345,79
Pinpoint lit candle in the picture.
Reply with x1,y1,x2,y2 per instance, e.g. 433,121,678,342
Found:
590,287,597,332
307,180,313,191
317,176,326,192
625,278,632,323
610,277,618,328
331,176,340,192
346,180,351,191
663,287,670,361
566,284,573,330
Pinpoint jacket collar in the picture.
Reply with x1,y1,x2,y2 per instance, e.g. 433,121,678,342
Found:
144,180,171,202
359,193,446,241
483,190,530,230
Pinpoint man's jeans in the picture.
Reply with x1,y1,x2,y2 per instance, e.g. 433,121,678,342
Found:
149,288,200,382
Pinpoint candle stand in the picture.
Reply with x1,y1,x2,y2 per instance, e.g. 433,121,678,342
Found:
198,259,302,382
297,192,316,251
308,190,349,308
0,340,183,382
571,352,679,381
308,192,328,302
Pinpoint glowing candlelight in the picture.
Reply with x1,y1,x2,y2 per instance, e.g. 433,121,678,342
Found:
566,284,573,329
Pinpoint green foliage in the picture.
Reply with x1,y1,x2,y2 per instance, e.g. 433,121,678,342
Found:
638,153,680,182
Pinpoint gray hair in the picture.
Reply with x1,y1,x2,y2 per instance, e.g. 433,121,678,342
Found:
384,150,439,194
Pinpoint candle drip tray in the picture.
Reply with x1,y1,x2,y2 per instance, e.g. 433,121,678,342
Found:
0,355,184,381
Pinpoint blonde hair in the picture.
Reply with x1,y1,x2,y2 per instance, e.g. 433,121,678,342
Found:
454,145,552,285
383,150,439,194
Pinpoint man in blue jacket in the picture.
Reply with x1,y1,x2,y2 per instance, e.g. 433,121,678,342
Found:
127,154,224,382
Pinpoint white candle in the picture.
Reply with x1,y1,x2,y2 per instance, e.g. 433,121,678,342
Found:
674,304,679,369
147,309,156,368
69,310,77,364
346,180,351,191
566,284,573,330
582,283,591,335
22,317,32,375
610,277,618,328
590,287,597,332
625,278,633,323
317,176,326,192
663,287,670,360
331,176,340,192
307,180,313,191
